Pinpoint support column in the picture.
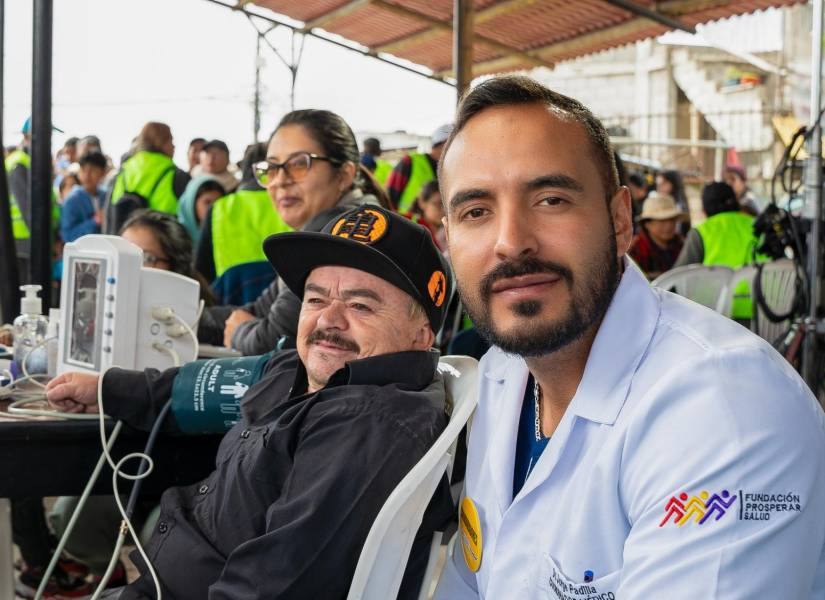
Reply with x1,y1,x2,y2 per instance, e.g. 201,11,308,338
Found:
30,0,53,308
803,0,823,390
253,33,262,143
0,0,20,324
453,0,473,102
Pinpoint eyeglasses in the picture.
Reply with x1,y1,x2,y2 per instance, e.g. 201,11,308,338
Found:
143,252,170,268
254,152,340,186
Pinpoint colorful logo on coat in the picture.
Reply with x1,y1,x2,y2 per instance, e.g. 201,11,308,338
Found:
331,208,387,245
659,490,737,527
660,489,802,527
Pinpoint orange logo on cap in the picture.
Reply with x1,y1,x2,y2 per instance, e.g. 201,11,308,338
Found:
331,208,387,245
428,270,447,307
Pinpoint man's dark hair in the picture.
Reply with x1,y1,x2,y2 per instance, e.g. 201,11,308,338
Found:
64,137,79,147
702,181,739,217
363,137,381,156
628,172,646,188
189,137,206,148
78,151,107,170
439,75,620,198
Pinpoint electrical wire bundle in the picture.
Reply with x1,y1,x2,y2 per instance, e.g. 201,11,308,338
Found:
751,111,825,334
1,302,204,599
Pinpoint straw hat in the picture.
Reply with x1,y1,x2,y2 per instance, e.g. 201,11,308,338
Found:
637,192,686,221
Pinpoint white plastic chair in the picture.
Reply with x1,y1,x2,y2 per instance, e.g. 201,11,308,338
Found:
346,355,478,600
651,264,735,311
721,259,800,345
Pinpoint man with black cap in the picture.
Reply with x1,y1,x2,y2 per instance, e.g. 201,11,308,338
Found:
196,139,238,192
45,205,455,599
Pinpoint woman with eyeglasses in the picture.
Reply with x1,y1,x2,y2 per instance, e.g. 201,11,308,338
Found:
198,109,390,354
119,209,215,306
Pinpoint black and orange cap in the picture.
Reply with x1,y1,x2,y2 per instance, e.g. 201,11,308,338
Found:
263,205,453,333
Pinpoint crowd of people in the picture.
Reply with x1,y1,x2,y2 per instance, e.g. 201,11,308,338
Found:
4,76,819,600
2,109,457,597
6,111,765,328
4,114,452,309
626,164,765,290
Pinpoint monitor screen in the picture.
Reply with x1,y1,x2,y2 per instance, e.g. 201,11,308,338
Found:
66,258,105,369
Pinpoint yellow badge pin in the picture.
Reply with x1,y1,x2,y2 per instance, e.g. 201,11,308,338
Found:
460,496,483,572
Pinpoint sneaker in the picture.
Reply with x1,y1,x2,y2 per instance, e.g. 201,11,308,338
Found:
57,555,90,581
15,565,94,599
89,560,128,589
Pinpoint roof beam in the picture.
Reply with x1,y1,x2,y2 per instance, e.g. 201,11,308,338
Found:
530,0,724,63
374,0,537,54
301,0,372,32
438,53,539,78
454,0,474,99
374,24,444,54
437,17,655,73
202,0,453,85
371,0,554,70
438,0,737,76
660,0,737,17
602,0,696,34
530,17,664,63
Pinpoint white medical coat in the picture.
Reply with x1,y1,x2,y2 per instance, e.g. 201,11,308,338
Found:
435,261,825,599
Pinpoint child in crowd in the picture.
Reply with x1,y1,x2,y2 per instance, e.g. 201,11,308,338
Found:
59,152,107,243
406,179,446,251
57,173,79,203
177,176,226,245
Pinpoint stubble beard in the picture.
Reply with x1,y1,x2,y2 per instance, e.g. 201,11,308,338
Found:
459,232,621,358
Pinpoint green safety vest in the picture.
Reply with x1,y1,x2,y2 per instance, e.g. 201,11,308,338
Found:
397,153,435,213
5,149,31,239
696,211,763,319
4,149,60,240
110,151,179,215
373,158,392,187
211,189,292,277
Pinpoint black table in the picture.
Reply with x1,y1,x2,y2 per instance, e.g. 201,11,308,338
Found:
0,409,222,600
0,415,222,498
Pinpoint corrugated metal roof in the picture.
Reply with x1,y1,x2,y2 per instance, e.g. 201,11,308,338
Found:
250,0,803,77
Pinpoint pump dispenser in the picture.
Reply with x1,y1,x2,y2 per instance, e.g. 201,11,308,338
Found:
12,285,49,377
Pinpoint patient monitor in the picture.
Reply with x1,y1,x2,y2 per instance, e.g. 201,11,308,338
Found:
57,235,200,375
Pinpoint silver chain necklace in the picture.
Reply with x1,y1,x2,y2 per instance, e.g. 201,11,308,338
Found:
533,379,543,441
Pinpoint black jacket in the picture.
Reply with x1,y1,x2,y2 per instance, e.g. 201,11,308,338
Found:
104,349,453,599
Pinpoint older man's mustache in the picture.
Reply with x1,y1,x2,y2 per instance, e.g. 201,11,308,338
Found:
306,329,360,353
480,257,574,300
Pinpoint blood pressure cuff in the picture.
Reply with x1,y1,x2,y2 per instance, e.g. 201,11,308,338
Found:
171,352,274,434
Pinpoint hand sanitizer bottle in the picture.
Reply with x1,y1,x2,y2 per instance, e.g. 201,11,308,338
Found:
12,285,49,377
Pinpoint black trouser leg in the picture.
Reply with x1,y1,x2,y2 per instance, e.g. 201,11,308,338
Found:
11,497,54,568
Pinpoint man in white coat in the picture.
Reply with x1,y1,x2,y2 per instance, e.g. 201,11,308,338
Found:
434,75,825,599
